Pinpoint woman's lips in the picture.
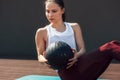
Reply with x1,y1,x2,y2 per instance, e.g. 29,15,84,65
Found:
49,18,54,21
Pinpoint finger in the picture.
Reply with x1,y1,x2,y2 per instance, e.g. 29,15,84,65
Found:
71,48,77,53
66,61,76,69
67,60,76,67
66,64,74,69
68,58,74,61
67,59,77,66
67,62,73,65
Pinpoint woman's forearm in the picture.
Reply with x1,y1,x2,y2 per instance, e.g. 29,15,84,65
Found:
76,48,86,58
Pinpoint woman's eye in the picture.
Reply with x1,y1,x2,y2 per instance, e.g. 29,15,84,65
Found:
46,10,57,13
52,10,57,13
46,10,49,13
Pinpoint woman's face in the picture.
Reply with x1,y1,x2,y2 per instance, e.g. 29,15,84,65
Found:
45,2,64,23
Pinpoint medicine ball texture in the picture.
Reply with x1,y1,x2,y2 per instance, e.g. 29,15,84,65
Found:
45,41,74,70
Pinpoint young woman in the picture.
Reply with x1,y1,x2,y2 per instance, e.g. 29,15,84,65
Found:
35,0,120,80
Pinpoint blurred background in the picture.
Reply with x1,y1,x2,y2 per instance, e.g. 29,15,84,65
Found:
0,0,120,60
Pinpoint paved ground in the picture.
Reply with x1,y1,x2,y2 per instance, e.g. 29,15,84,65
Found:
0,59,120,80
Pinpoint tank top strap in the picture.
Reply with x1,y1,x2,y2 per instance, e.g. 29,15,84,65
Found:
64,22,73,33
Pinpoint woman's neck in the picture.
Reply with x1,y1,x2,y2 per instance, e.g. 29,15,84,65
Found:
50,21,66,32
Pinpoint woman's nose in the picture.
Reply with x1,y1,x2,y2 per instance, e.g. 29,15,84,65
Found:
48,12,53,17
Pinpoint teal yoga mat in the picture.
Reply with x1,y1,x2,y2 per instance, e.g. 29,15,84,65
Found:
16,75,108,80
16,75,61,80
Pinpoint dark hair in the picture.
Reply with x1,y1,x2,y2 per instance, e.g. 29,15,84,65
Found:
45,0,65,21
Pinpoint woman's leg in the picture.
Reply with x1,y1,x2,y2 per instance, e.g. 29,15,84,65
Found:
58,40,120,80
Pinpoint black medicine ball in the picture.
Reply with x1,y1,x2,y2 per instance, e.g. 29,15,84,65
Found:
45,41,74,70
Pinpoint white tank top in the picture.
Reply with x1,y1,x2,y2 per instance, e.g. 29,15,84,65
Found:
46,22,76,49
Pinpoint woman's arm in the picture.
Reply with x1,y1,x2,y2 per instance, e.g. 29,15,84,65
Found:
67,23,86,69
72,23,86,58
35,28,47,62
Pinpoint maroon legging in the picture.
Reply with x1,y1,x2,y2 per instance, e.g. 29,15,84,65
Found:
58,40,120,80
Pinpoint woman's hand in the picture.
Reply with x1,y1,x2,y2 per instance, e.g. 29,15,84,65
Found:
38,55,47,63
39,51,53,69
66,49,78,69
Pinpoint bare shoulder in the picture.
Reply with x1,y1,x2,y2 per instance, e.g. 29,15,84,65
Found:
69,22,79,26
35,26,48,41
36,26,47,36
68,22,81,30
